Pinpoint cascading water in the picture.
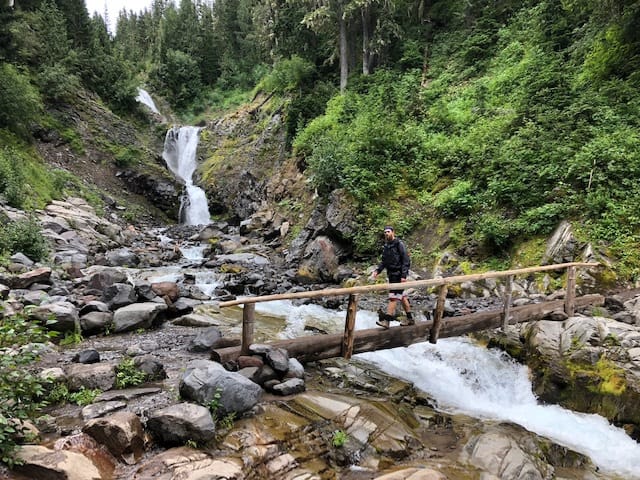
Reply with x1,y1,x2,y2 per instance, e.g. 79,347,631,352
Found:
162,126,211,226
252,300,640,479
135,88,161,114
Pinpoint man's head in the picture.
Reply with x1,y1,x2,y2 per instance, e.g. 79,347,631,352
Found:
383,226,395,241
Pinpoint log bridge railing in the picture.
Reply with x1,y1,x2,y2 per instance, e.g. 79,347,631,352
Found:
215,262,601,364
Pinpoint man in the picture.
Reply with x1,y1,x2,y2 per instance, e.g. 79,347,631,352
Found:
371,226,413,329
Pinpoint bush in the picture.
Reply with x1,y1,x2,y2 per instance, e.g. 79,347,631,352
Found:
0,64,42,138
0,312,52,466
0,217,49,262
115,358,147,389
257,55,315,95
0,148,26,208
433,180,476,217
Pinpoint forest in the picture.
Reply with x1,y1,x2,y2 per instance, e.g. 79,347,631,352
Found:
1,0,640,278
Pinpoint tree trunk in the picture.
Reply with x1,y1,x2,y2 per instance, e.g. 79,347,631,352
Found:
362,5,371,75
339,3,349,91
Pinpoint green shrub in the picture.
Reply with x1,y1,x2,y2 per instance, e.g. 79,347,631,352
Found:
68,387,101,406
0,147,27,208
115,358,147,389
0,312,52,466
257,55,315,95
0,216,49,262
0,64,42,138
433,180,476,217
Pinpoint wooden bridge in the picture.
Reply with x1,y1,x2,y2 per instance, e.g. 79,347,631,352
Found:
214,262,602,363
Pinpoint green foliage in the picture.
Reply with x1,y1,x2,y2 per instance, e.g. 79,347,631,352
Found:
149,49,203,109
257,56,315,95
205,388,223,418
59,331,83,346
68,387,101,406
0,147,27,208
332,429,347,448
46,382,69,405
112,146,142,168
0,64,42,138
0,312,52,466
0,216,49,262
115,358,147,389
433,180,476,217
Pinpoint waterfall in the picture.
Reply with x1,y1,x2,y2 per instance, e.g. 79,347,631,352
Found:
135,88,161,114
162,126,211,226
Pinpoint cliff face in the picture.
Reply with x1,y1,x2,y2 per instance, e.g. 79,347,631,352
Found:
198,95,315,233
34,89,180,226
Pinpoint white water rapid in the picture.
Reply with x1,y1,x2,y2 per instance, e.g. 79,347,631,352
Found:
135,88,160,114
252,300,640,479
162,126,211,226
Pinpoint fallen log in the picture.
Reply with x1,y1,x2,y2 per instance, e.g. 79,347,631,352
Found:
211,294,603,364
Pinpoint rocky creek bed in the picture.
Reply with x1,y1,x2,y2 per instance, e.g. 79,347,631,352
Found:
1,198,640,479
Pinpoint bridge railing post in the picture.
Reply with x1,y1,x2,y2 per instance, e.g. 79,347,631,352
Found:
241,303,255,355
342,294,359,359
430,285,448,344
502,275,514,330
565,266,576,317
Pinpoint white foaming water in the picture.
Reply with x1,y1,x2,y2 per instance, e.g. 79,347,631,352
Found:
162,126,211,226
135,88,160,114
194,271,222,296
258,300,640,479
179,244,208,262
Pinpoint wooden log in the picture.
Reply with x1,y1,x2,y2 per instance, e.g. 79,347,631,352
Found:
502,275,513,330
211,294,604,364
218,262,599,307
341,294,359,360
241,303,255,355
430,285,448,344
565,266,576,317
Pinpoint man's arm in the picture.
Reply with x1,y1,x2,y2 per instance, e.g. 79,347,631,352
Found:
399,240,410,279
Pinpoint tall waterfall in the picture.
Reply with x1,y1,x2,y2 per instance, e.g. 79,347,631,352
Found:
162,126,211,226
135,88,160,114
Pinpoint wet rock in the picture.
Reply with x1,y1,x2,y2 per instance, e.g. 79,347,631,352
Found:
30,301,79,332
83,411,145,464
14,445,103,480
179,360,262,416
265,347,289,373
81,401,127,420
67,363,116,392
80,311,113,335
112,302,168,333
460,427,553,480
84,267,129,291
132,447,243,480
271,378,305,396
173,313,221,327
8,267,52,289
147,403,216,446
102,283,137,309
188,326,222,352
133,355,167,380
73,349,101,364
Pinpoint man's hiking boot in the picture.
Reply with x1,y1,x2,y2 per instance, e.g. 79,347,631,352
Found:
376,318,390,329
400,312,415,326
376,309,394,329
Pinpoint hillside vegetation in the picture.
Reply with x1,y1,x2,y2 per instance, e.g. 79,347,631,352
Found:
1,0,639,280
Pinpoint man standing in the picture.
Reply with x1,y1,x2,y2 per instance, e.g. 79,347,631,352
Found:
371,226,413,329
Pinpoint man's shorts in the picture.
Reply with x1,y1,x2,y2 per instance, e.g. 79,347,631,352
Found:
388,272,407,300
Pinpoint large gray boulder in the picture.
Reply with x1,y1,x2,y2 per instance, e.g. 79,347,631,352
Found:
147,403,216,446
179,360,262,416
112,302,168,333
